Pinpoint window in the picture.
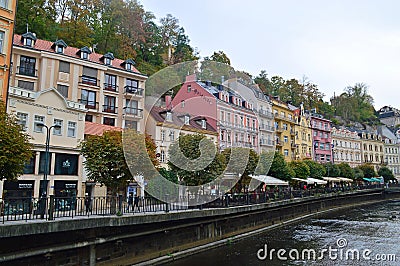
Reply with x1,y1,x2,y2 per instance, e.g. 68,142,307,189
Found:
125,63,132,71
104,74,117,91
82,52,89,60
125,99,138,115
59,61,70,73
320,143,324,149
23,156,36,174
160,150,165,163
313,131,317,136
201,119,206,129
57,84,69,98
284,136,288,143
125,79,139,93
53,119,63,135
161,130,165,141
103,96,116,113
125,120,137,130
187,85,191,92
39,151,52,174
103,117,115,126
54,153,79,175
0,31,4,54
105,58,111,65
19,56,36,76
284,149,289,156
0,0,8,9
25,38,33,47
283,123,288,130
170,130,175,141
81,66,98,86
184,115,189,125
181,100,185,108
85,114,93,122
80,90,96,109
166,112,172,122
34,115,45,133
67,121,76,137
325,143,330,150
17,112,28,131
56,45,63,53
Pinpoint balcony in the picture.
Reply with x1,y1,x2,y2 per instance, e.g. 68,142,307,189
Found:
123,107,143,118
259,124,274,132
17,66,37,77
79,99,98,110
124,86,143,97
103,105,118,114
79,76,99,87
104,83,118,92
275,127,283,133
260,139,274,146
259,109,273,118
276,140,283,146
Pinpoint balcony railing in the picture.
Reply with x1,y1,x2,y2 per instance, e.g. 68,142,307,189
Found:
123,107,143,118
17,66,37,77
259,109,273,118
79,99,98,109
79,76,99,87
259,124,274,131
124,86,143,96
104,83,118,92
103,105,118,114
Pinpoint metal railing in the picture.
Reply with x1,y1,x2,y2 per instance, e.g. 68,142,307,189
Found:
0,184,394,224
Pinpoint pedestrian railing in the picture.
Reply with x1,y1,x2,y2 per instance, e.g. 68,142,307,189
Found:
0,184,394,224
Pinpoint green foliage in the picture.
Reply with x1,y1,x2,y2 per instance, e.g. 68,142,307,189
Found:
288,161,310,179
337,163,355,179
324,162,340,177
0,101,33,180
303,160,326,179
378,166,395,182
168,134,226,186
353,167,364,180
158,167,178,184
358,164,376,178
268,152,293,181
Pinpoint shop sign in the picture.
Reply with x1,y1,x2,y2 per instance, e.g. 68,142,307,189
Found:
18,183,33,189
65,183,76,189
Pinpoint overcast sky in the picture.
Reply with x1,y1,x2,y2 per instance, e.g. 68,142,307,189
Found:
142,0,400,109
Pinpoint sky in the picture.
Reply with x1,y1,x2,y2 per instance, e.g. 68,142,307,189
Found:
142,0,400,109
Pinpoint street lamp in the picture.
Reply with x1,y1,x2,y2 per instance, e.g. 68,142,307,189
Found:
36,122,61,198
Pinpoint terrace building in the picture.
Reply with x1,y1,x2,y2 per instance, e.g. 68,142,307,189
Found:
331,127,362,167
292,104,313,160
358,130,384,172
310,112,332,163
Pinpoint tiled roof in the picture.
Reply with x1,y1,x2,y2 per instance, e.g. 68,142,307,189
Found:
149,105,217,133
14,34,143,75
84,122,122,136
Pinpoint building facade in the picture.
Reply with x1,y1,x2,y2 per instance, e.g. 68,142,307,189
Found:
310,113,332,163
0,0,17,102
378,106,400,127
379,126,400,180
3,87,86,198
271,97,296,162
293,105,313,160
146,106,218,168
171,74,259,152
358,130,384,172
331,127,362,167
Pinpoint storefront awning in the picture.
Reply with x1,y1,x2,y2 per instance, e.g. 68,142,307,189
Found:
250,175,289,186
322,177,341,182
337,177,354,182
292,177,327,185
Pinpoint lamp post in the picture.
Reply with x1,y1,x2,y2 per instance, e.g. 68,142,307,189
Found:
37,122,61,217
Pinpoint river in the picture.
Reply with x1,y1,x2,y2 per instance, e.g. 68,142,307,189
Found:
166,200,400,266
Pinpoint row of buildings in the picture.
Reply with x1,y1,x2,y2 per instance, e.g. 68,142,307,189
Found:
1,32,400,200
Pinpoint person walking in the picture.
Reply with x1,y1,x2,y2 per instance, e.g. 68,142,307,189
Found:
133,194,140,212
84,193,91,215
127,193,133,212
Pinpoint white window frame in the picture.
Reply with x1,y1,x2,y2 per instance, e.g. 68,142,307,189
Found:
34,115,45,133
53,118,63,135
17,112,28,131
0,31,4,54
67,121,77,138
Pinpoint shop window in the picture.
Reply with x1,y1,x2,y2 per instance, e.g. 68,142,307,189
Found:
54,153,79,175
23,156,36,174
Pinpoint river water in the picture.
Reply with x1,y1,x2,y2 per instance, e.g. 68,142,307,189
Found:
166,200,400,266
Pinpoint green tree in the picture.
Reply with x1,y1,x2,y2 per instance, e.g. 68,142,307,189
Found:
378,166,395,182
222,148,259,192
168,134,226,186
303,160,326,179
337,163,355,179
358,164,376,178
353,167,364,180
268,152,293,181
288,161,310,179
254,70,271,94
0,101,33,180
324,162,340,177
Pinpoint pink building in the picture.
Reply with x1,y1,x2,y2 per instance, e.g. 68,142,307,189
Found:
310,113,333,163
171,75,259,151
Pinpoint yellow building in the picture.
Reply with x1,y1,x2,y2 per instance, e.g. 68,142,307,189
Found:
0,0,17,102
293,104,313,160
271,97,296,162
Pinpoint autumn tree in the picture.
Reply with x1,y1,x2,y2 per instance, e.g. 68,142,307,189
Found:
0,101,33,180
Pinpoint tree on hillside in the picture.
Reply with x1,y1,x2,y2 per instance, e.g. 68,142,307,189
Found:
254,70,271,94
222,148,259,192
0,101,33,180
337,163,355,179
268,152,293,181
358,164,376,178
303,160,326,179
289,161,310,180
168,134,226,186
378,166,395,182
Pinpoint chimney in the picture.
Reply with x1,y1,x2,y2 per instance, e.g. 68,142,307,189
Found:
185,73,197,82
165,95,172,108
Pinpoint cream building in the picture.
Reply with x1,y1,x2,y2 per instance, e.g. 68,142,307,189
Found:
146,106,218,169
379,126,400,180
331,127,362,167
3,87,86,199
358,130,384,171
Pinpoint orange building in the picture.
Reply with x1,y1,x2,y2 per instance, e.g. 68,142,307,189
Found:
0,0,17,102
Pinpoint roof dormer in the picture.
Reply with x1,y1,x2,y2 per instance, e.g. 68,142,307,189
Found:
52,39,67,54
21,32,37,48
121,58,135,71
79,46,92,60
184,114,190,125
166,110,172,122
103,52,114,66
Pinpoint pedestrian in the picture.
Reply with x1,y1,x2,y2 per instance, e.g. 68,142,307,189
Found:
127,193,133,212
133,194,140,212
84,193,91,214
